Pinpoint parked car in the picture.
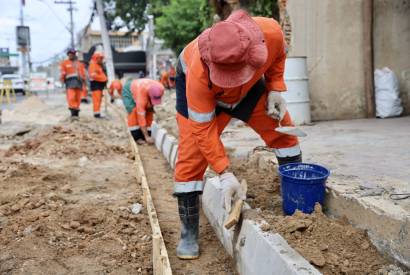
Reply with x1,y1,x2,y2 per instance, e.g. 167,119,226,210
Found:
0,74,26,95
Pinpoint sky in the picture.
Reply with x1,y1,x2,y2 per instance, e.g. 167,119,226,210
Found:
0,0,96,66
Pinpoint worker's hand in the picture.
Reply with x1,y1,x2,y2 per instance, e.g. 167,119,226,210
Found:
220,172,246,213
267,91,287,121
145,136,155,144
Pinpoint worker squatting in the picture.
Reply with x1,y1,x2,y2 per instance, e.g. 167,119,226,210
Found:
60,9,302,261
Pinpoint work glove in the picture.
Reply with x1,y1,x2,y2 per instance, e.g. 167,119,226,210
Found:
267,91,287,121
110,98,115,104
220,172,246,213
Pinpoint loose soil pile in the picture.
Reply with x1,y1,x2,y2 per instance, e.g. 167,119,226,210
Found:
230,155,405,275
0,116,152,274
5,119,128,160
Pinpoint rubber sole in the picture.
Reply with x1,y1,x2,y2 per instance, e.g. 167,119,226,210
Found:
177,254,200,260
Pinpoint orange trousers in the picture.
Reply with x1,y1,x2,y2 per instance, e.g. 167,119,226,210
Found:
81,86,88,99
92,90,103,115
66,88,81,110
127,107,154,130
175,92,299,187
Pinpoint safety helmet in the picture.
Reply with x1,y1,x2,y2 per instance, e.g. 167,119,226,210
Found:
66,48,77,55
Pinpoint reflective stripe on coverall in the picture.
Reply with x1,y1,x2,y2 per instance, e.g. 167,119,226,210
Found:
60,59,85,111
174,16,301,194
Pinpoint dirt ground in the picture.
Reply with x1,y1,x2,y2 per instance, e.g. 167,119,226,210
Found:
230,155,407,275
0,109,153,274
138,145,236,275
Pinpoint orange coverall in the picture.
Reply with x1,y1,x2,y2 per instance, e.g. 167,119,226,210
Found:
127,79,164,136
88,53,107,116
109,79,123,98
174,17,300,193
168,65,176,89
160,71,169,89
80,62,88,101
60,59,86,112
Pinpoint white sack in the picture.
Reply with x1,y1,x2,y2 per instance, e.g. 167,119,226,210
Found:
374,67,403,118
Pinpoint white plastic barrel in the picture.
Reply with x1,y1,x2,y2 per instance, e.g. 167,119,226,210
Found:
282,57,311,125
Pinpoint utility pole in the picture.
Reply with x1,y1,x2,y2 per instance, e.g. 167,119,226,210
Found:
55,0,76,48
95,0,115,116
19,1,27,77
95,0,115,84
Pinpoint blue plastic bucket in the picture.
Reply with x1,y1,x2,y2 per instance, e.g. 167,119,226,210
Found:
279,163,330,215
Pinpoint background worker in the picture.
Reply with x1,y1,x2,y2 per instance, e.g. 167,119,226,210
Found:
60,48,86,120
160,68,170,89
174,10,302,259
168,63,176,89
109,79,122,103
79,60,89,104
121,78,164,144
88,52,107,118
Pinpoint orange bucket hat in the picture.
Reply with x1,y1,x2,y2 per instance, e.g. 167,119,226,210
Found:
198,10,268,88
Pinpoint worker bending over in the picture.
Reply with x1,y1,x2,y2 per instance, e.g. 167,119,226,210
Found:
174,10,302,259
60,48,86,120
88,52,107,118
122,78,164,144
109,79,122,103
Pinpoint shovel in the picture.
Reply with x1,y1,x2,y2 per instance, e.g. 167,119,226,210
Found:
275,120,307,137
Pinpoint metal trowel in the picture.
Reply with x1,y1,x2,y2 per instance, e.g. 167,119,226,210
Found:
275,120,307,137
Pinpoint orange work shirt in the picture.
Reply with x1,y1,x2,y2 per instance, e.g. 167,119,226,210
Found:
109,79,123,96
130,79,164,127
60,59,86,82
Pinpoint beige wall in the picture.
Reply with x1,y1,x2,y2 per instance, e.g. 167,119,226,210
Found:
287,0,366,121
286,0,410,120
374,0,410,115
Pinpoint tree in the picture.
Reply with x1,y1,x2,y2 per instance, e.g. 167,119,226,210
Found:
104,0,148,33
155,0,212,55
103,0,170,33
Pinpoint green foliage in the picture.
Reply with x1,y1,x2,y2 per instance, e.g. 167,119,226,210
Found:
103,0,278,54
104,0,149,32
242,0,279,20
155,0,211,55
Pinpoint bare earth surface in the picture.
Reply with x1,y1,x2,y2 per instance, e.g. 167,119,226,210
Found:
139,145,236,275
0,96,153,274
230,156,406,275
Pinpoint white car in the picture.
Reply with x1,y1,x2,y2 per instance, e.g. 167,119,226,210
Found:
0,74,27,94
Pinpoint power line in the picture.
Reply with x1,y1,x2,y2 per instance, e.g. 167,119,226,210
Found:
54,0,77,48
36,0,71,33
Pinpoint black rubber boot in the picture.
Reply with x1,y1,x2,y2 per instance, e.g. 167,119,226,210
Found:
81,98,89,104
277,153,302,166
130,129,144,142
176,192,200,259
69,108,79,121
94,113,101,118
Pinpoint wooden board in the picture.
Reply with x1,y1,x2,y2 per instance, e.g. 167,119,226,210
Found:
224,179,248,230
111,105,173,275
